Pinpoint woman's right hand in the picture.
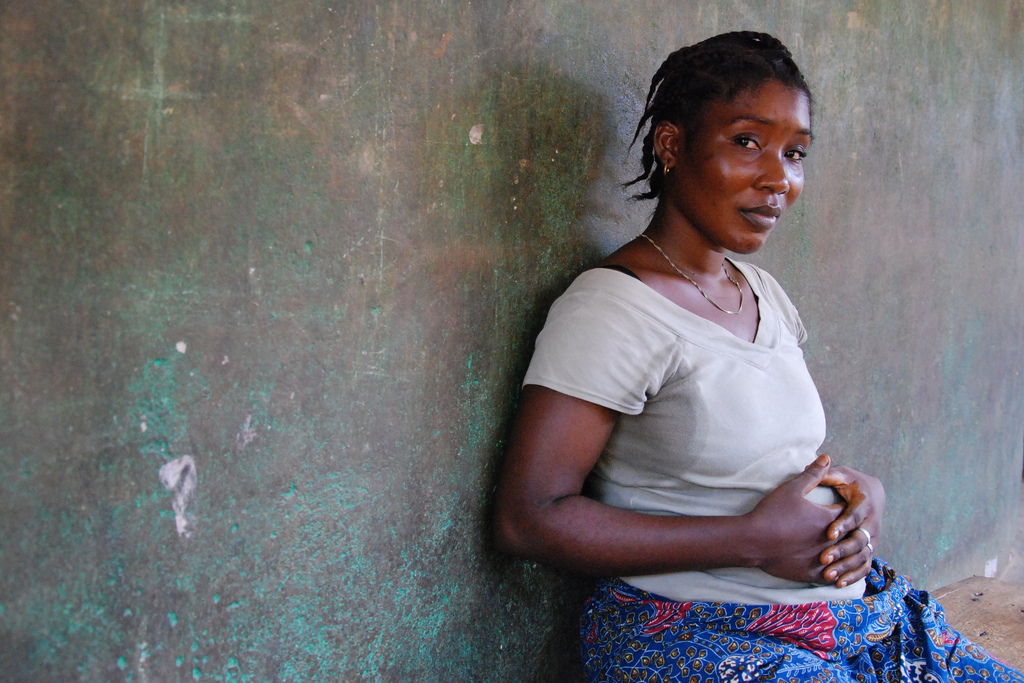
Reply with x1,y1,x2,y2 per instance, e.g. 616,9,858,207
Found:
744,454,844,585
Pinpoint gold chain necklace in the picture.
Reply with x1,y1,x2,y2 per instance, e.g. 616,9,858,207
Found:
640,234,744,315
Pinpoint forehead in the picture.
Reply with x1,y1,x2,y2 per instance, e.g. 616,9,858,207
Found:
707,80,812,134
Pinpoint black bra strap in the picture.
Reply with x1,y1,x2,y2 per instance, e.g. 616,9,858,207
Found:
598,264,641,280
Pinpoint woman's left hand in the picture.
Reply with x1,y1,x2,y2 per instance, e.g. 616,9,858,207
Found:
816,460,886,588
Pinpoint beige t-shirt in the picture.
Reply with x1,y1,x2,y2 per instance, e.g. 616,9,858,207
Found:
523,263,865,605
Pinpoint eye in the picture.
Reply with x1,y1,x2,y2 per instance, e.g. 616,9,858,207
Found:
734,136,759,150
786,148,807,162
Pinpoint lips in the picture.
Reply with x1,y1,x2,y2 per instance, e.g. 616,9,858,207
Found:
740,204,782,230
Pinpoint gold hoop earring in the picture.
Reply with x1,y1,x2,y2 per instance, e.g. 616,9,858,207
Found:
664,165,671,176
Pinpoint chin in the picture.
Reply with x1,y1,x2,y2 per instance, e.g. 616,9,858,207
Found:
730,237,770,255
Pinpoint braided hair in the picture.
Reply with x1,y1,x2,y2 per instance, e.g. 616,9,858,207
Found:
627,31,811,200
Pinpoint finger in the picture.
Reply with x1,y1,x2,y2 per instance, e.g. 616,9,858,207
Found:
818,468,852,488
827,496,868,541
822,545,872,586
819,534,864,566
833,551,873,588
798,454,831,495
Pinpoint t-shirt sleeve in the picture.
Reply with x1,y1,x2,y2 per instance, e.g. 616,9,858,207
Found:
522,286,673,415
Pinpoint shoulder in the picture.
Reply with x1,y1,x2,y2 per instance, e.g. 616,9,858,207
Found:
547,268,672,331
524,269,687,415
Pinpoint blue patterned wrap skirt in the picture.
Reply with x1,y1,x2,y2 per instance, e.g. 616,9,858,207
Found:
581,560,1024,682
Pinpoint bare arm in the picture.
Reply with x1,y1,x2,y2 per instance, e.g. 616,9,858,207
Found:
493,385,857,584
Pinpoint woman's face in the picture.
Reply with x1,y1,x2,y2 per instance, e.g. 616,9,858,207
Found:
658,79,812,255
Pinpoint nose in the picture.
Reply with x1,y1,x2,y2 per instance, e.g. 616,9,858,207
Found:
757,155,791,194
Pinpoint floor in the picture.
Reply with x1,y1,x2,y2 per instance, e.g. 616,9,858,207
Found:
928,484,1024,671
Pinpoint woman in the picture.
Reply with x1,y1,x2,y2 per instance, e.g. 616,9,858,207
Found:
493,32,1023,682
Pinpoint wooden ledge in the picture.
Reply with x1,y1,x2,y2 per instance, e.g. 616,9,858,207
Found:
933,576,1024,671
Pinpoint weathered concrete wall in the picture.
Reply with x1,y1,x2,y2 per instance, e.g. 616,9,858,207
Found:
1,1,1022,680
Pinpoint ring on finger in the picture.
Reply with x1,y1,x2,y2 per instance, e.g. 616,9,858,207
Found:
855,526,874,553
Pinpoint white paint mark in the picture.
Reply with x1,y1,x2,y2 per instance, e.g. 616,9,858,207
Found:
222,355,229,365
137,641,151,683
140,421,148,433
175,341,187,354
469,124,484,145
290,392,295,400
358,143,376,176
985,557,998,578
159,456,197,538
290,101,313,127
235,415,257,451
249,267,256,275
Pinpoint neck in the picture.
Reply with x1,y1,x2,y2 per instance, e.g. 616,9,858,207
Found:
644,210,727,278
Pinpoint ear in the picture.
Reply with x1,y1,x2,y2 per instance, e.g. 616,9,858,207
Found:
653,121,684,172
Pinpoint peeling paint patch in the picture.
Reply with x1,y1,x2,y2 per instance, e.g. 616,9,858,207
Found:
235,415,257,451
985,558,998,578
434,31,453,59
358,143,376,176
469,124,484,145
176,341,187,354
159,455,197,538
